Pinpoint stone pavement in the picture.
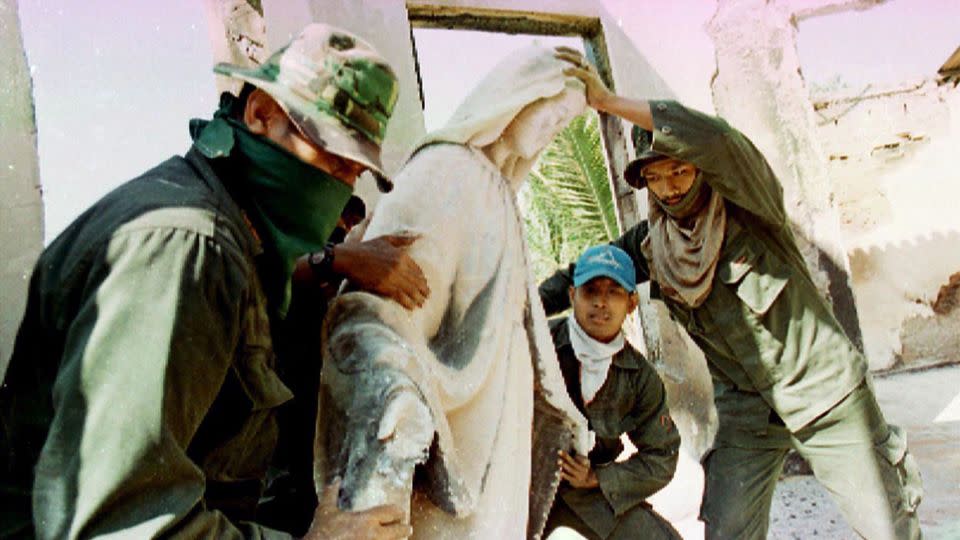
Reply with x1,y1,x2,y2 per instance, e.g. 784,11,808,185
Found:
549,363,960,539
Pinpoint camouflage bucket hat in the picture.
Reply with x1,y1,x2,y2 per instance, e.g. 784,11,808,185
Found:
214,24,400,192
623,125,667,190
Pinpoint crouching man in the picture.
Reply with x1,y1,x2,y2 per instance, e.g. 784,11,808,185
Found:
546,245,682,540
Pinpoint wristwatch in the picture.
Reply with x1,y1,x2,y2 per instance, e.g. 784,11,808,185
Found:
308,242,337,277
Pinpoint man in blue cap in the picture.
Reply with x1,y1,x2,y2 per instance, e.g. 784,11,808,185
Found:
545,244,682,540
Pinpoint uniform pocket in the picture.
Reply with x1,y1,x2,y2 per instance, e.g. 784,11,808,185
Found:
717,239,789,316
875,425,923,515
711,237,791,388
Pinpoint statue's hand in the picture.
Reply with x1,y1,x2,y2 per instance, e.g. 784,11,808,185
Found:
304,478,412,540
334,234,430,310
554,46,613,112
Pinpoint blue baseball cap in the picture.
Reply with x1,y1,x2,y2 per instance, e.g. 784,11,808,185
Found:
573,245,637,293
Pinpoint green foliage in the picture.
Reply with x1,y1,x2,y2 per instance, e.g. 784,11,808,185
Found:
520,111,619,282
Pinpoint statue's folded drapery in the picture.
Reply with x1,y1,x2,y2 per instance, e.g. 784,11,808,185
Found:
315,46,591,539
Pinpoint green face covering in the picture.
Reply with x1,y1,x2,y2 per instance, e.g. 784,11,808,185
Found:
191,104,352,316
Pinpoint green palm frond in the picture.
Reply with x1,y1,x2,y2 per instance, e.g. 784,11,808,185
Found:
521,111,620,281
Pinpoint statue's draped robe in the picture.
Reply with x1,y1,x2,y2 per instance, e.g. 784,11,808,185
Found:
316,142,589,539
315,45,590,539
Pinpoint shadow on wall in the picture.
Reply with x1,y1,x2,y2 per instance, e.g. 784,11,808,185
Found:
849,228,960,370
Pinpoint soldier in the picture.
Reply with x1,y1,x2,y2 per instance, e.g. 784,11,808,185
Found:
540,47,922,539
545,244,681,540
0,25,417,539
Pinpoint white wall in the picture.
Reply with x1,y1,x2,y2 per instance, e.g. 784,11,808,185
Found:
0,0,42,379
819,81,960,369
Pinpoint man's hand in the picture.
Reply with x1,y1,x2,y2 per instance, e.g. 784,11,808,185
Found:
558,450,599,489
554,46,654,131
333,234,430,310
303,479,412,540
554,46,614,111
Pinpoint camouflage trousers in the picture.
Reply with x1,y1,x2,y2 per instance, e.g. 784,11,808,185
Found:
700,379,923,540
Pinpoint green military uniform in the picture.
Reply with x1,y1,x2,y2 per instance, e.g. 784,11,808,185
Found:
544,318,681,540
0,149,296,539
1,23,401,540
539,101,922,539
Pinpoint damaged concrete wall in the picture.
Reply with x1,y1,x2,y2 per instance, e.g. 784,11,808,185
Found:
707,0,869,351
0,0,42,381
817,80,960,369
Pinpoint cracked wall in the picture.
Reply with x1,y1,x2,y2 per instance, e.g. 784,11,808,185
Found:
819,81,960,369
708,0,864,350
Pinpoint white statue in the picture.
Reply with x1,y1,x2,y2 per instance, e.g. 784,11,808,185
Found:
315,46,591,539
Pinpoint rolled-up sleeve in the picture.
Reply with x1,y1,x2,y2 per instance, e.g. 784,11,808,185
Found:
33,216,291,540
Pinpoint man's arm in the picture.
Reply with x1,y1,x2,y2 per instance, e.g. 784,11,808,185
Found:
646,101,788,227
555,46,653,131
31,221,290,539
35,219,408,540
556,46,787,228
537,221,651,316
593,363,680,517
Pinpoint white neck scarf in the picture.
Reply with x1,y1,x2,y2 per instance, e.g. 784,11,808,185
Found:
567,314,624,404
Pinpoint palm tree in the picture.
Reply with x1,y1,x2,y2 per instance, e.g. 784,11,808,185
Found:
521,111,619,282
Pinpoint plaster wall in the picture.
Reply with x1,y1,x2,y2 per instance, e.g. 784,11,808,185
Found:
817,81,960,369
0,0,42,380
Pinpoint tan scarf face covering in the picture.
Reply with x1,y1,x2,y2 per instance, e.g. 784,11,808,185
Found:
641,173,727,307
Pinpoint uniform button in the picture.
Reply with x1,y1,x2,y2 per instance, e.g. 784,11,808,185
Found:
661,125,672,135
657,102,668,111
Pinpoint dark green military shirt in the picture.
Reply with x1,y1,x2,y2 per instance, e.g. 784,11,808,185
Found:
0,149,294,539
550,318,679,536
539,101,868,443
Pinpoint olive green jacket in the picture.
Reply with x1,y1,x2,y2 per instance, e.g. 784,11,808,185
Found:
539,101,867,444
0,149,295,539
550,318,679,537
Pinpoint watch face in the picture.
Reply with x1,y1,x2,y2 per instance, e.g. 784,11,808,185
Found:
309,251,326,266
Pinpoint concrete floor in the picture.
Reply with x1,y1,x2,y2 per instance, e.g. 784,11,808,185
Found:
549,363,960,539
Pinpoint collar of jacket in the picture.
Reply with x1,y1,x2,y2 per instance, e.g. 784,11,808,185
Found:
550,317,641,370
184,146,263,258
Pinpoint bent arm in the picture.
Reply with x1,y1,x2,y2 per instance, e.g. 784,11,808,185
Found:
594,94,653,132
594,366,680,516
